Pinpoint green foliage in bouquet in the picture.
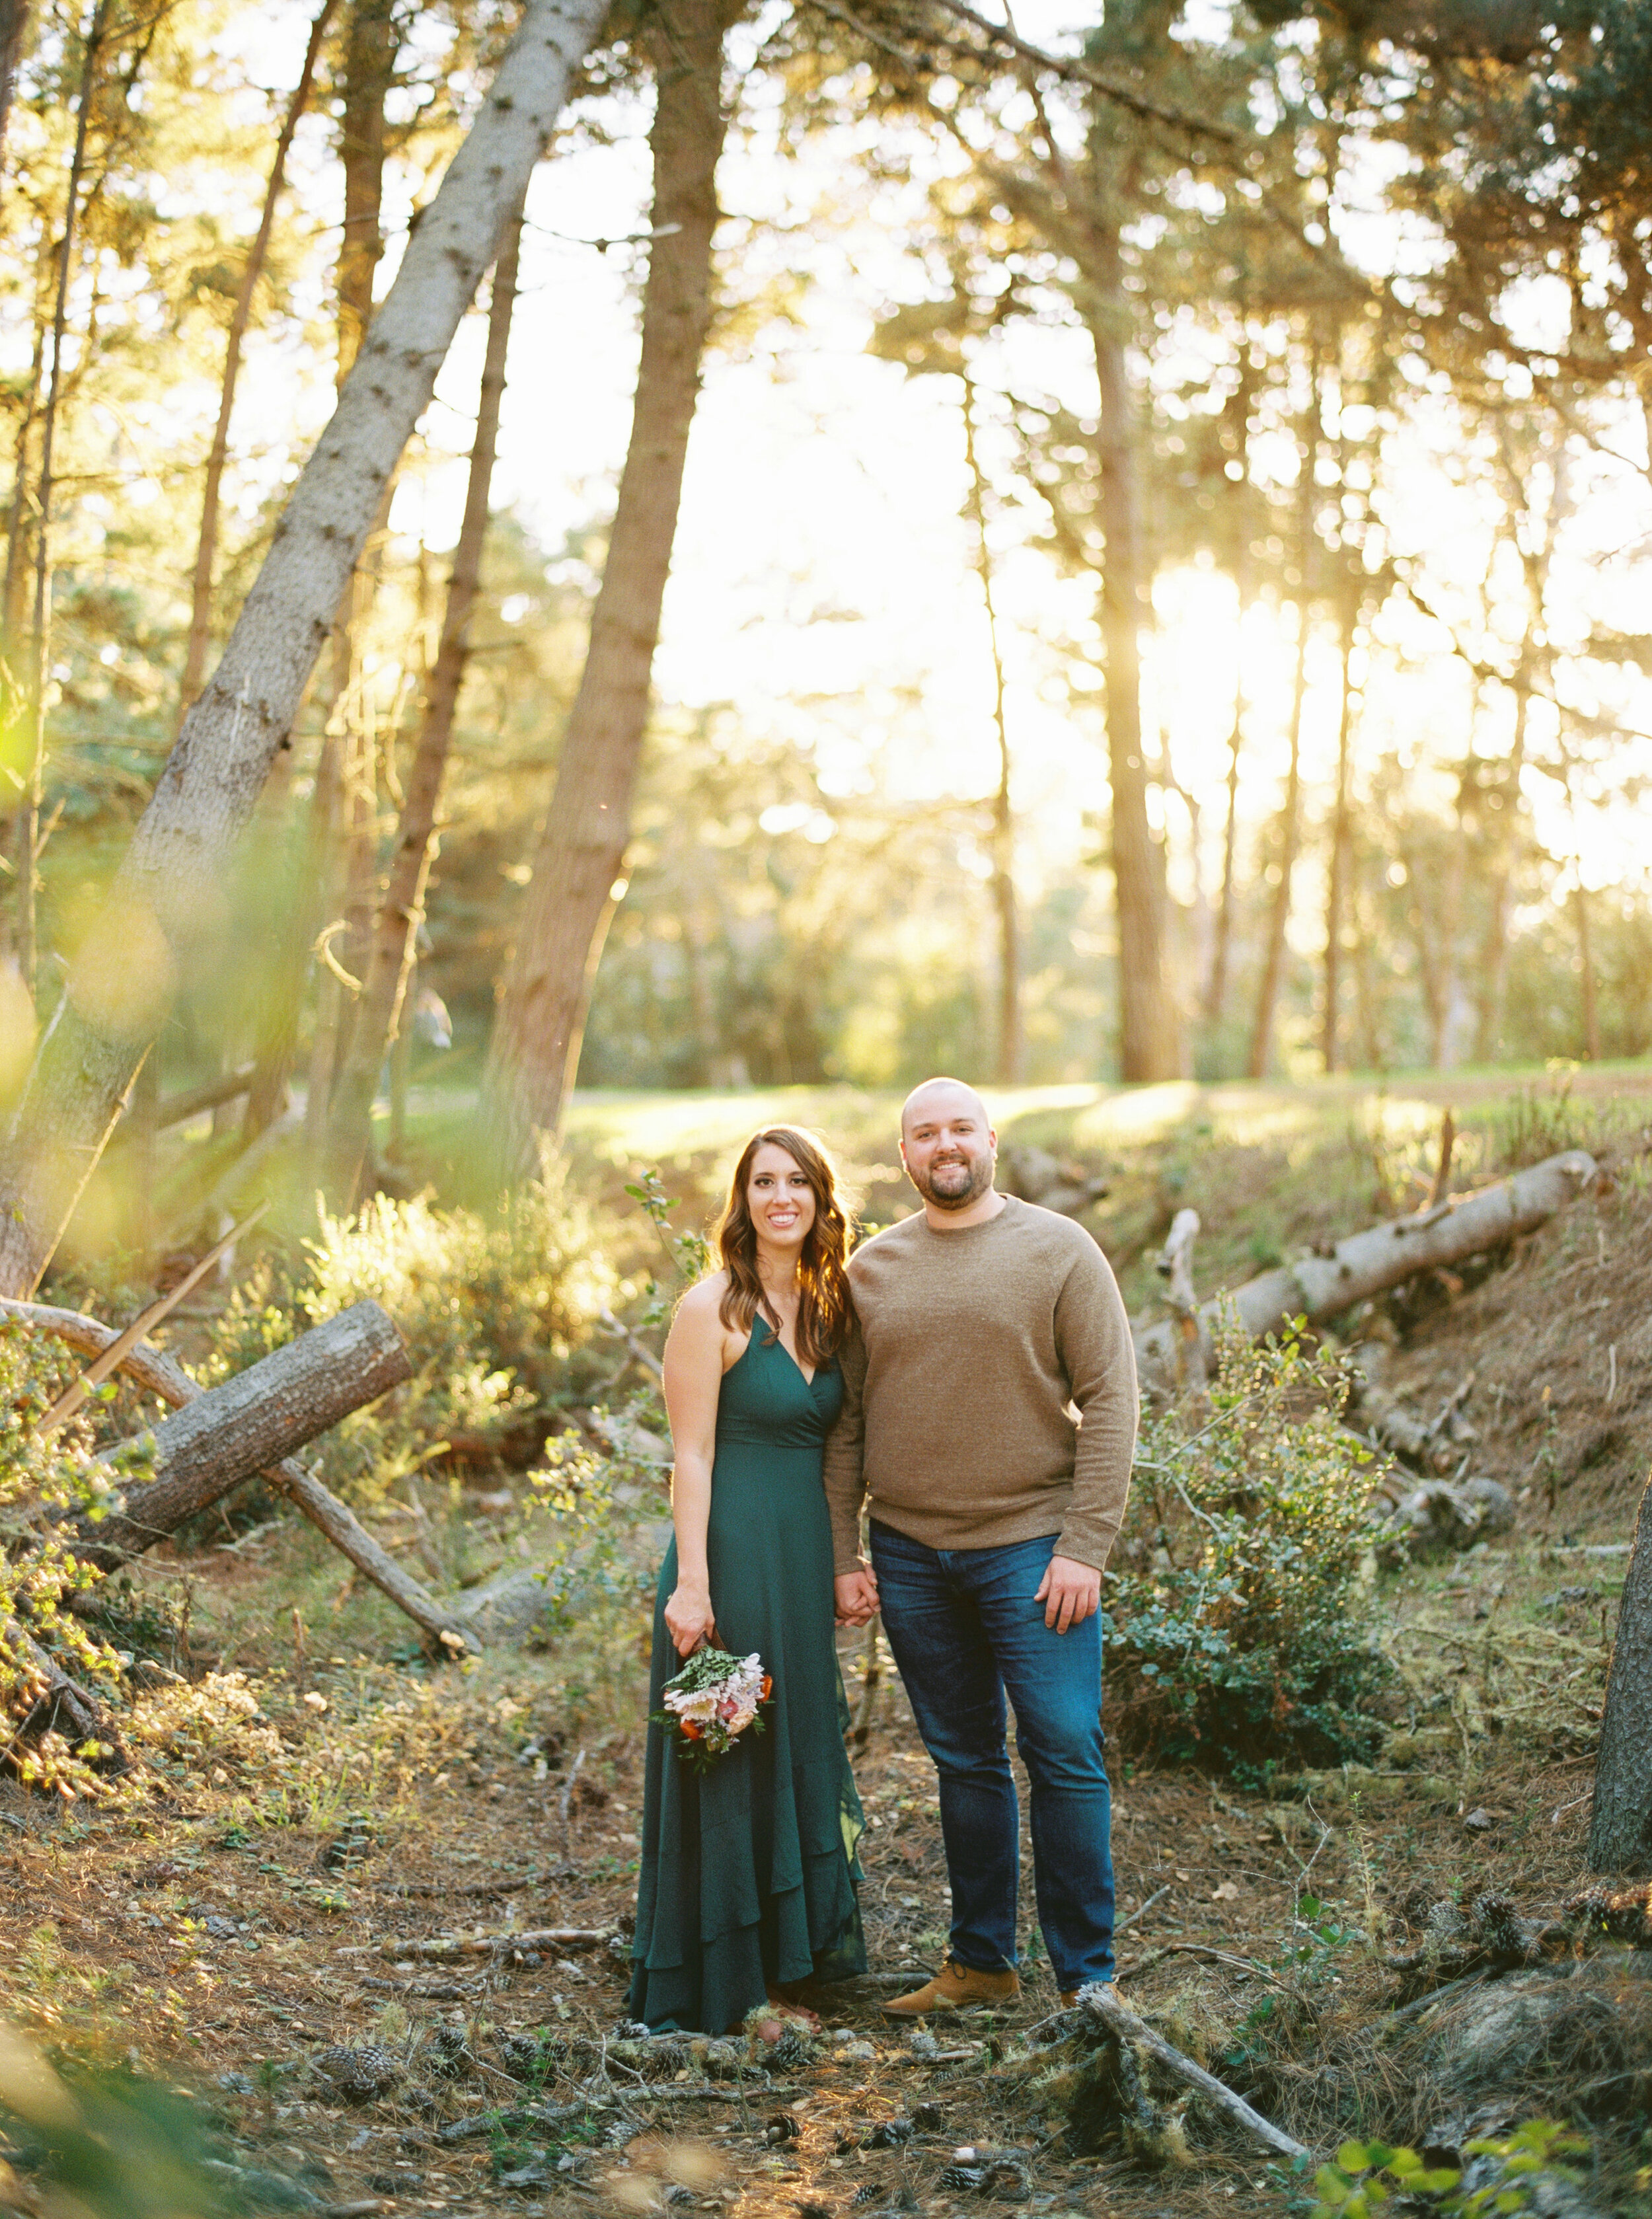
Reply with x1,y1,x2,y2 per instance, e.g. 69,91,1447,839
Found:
650,1646,770,1774
1105,1316,1396,1779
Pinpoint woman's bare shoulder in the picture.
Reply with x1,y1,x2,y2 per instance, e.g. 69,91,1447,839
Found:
674,1272,732,1321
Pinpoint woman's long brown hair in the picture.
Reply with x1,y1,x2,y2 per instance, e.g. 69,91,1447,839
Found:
712,1127,854,1366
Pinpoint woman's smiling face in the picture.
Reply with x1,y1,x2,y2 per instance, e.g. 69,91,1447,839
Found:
746,1141,817,1252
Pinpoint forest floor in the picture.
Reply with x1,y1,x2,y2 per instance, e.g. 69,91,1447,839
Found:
10,1069,1651,2218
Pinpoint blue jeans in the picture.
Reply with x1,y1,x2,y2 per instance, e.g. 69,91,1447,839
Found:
869,1523,1115,1992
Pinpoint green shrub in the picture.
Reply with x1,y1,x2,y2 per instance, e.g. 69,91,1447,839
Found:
1104,1317,1394,1778
1308,2122,1590,2217
0,1323,151,1800
206,1173,615,1504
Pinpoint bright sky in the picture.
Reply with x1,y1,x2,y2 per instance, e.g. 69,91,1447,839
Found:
196,2,1652,919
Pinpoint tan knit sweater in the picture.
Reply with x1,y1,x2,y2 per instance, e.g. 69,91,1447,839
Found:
821,1195,1138,1576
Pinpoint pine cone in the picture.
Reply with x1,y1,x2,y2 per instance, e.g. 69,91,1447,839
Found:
770,2026,809,2070
316,2044,398,2099
424,2026,470,2079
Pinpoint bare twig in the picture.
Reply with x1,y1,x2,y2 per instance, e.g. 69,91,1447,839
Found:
34,1201,268,1437
559,1747,587,1858
1074,1985,1310,2160
374,1925,614,1963
1113,1883,1171,1936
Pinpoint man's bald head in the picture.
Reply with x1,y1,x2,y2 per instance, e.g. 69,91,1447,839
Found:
900,1076,991,1139
899,1078,998,1215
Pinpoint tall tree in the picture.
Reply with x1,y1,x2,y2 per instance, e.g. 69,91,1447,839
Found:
1246,366,1320,1081
482,0,737,1178
962,379,1022,1088
177,0,336,727
0,0,609,1297
326,194,529,1201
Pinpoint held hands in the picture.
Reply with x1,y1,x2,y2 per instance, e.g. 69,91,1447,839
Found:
664,1583,718,1659
834,1565,880,1628
1035,1554,1100,1634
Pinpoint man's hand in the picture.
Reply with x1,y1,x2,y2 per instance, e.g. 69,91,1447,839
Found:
835,1567,880,1628
1035,1554,1100,1634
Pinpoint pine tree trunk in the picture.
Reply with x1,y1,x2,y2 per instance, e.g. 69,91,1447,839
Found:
16,0,106,997
1321,591,1356,1072
1247,402,1318,1082
326,198,527,1201
177,0,335,726
0,0,607,1298
1086,202,1179,1082
0,0,28,194
482,0,732,1180
1588,1466,1652,1873
1575,880,1601,1061
961,377,1021,1086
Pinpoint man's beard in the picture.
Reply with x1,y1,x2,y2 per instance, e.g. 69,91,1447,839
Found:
913,1152,993,1210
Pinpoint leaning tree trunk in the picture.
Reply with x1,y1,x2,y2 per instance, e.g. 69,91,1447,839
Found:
0,0,608,1298
5,1295,475,1652
326,195,528,1203
1084,184,1179,1083
1589,1465,1652,1873
481,0,733,1182
1133,1147,1597,1374
69,1298,409,1569
177,0,336,726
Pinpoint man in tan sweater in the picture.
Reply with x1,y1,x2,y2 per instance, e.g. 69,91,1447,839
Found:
825,1077,1137,2013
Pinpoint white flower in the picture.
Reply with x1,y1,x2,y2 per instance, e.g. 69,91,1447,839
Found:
666,1689,720,1722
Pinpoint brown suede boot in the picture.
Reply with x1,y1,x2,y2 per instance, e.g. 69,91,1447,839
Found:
881,1959,1020,2017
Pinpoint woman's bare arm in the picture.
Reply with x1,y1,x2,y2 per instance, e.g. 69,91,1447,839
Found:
660,1283,727,1658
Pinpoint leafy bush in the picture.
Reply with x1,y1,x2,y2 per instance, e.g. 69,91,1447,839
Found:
205,1174,615,1504
0,1323,151,1800
1308,2123,1590,2217
1104,1318,1394,1778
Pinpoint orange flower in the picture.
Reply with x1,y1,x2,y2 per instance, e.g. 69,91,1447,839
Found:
759,1675,772,1700
682,1721,703,1740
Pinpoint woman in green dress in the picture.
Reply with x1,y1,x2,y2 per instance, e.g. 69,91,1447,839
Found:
628,1127,870,2033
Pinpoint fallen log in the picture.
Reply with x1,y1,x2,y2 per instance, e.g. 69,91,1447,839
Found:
1133,1148,1597,1374
2,1297,478,1654
376,1926,615,1961
69,1300,410,1571
1074,1984,1310,2162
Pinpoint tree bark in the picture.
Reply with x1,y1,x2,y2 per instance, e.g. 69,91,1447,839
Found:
177,0,336,727
1247,399,1317,1081
482,0,733,1179
0,0,28,196
326,196,528,1202
16,0,106,997
961,375,1021,1085
3,1296,476,1651
1575,880,1600,1061
1084,182,1179,1082
1202,356,1254,1039
1589,1465,1652,1873
1321,589,1357,1072
1133,1147,1597,1373
69,1297,410,1569
0,0,609,1298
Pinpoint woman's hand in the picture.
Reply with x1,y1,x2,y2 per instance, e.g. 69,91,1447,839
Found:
664,1583,718,1659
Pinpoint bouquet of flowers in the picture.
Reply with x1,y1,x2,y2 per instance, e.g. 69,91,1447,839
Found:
653,1647,771,1772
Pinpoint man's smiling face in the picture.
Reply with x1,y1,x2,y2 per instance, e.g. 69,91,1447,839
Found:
899,1080,996,1211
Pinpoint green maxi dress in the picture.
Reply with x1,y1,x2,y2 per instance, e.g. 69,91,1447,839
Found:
628,1318,866,2033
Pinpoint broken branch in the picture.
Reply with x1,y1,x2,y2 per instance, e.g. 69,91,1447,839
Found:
1074,1983,1310,2161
